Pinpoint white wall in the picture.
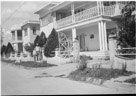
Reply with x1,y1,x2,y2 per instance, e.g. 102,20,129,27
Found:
40,23,54,37
29,24,40,43
77,24,100,51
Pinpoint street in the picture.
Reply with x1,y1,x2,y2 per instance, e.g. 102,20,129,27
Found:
1,62,130,95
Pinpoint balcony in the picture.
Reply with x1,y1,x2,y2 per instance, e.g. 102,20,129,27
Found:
56,3,126,29
17,36,22,40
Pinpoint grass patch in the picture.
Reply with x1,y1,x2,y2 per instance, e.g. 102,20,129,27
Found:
124,78,136,84
1,59,57,68
68,68,135,81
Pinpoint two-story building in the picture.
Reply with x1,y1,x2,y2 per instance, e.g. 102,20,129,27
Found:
11,24,23,52
21,20,40,52
35,1,126,58
11,20,40,53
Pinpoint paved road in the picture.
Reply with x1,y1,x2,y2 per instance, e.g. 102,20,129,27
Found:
1,62,130,95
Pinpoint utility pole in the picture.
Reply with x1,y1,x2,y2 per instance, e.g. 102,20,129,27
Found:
0,26,4,46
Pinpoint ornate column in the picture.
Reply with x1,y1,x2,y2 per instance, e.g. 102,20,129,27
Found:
101,21,108,51
97,1,100,15
103,21,108,51
98,21,108,51
71,2,75,23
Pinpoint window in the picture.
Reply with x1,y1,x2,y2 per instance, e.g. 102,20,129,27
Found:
12,31,15,40
24,29,27,36
32,27,36,35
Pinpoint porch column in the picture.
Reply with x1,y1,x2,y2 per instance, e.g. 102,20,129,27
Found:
101,1,104,15
22,30,25,52
71,2,75,23
72,28,76,41
101,21,108,51
15,30,18,41
103,21,108,51
99,1,104,15
97,1,100,15
98,22,103,51
27,27,31,42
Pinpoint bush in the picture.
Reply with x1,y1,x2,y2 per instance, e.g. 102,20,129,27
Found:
5,42,14,55
34,35,40,47
38,32,47,47
69,68,135,81
44,28,59,57
80,55,93,60
24,43,34,54
77,55,88,70
1,45,7,56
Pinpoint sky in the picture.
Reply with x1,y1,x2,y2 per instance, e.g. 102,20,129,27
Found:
1,0,49,45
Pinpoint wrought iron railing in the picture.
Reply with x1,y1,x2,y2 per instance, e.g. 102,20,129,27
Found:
115,47,136,56
56,3,126,29
75,6,98,22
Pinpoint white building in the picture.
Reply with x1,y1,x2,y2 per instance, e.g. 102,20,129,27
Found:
11,20,40,53
11,24,23,52
21,20,40,52
35,1,126,58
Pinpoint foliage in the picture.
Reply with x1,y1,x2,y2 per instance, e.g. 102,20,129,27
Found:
34,35,40,47
124,78,136,84
1,45,7,56
116,2,136,48
44,28,59,57
2,59,57,68
5,42,14,55
24,43,35,53
69,68,135,81
80,55,93,60
77,55,89,70
38,32,47,47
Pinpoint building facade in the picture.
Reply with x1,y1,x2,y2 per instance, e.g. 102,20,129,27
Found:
21,20,40,52
11,20,40,53
11,25,23,52
35,1,126,58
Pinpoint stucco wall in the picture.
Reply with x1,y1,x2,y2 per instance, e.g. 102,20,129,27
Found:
77,24,100,51
22,25,30,45
29,24,40,43
40,23,54,37
22,24,40,44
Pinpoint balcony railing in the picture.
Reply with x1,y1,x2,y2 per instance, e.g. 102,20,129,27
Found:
104,4,116,16
56,15,72,28
56,3,126,29
75,6,98,22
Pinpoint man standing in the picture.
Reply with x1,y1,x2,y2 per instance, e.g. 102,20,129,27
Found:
35,44,40,61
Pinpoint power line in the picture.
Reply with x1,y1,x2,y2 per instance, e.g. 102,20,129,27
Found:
2,1,26,26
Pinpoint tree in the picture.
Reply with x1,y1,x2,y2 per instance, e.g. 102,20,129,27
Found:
44,28,59,57
34,35,40,47
1,45,6,56
38,32,47,47
116,2,136,48
5,42,14,55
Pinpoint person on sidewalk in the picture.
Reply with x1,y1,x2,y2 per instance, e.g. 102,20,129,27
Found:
35,44,40,61
33,48,37,62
